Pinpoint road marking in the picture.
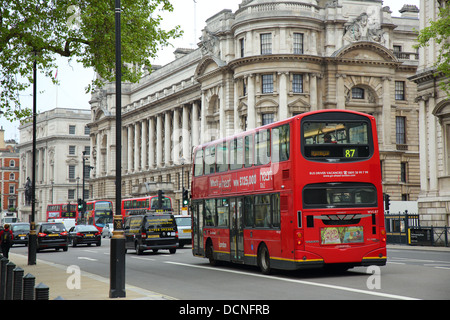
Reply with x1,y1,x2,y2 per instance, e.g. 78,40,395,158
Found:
434,266,450,270
78,257,98,261
387,262,405,265
164,261,419,300
130,256,155,261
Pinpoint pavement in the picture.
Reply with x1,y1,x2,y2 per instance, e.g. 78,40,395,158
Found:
8,252,175,300
5,244,450,300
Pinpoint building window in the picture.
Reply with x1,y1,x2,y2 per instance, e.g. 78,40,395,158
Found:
9,173,14,180
84,126,90,135
395,81,405,100
239,38,245,58
262,74,273,93
9,185,15,194
9,160,15,167
293,33,304,54
396,116,406,144
260,33,272,55
352,87,365,99
262,114,274,126
69,125,76,134
242,79,247,96
293,74,303,93
69,145,76,155
401,162,407,183
68,189,75,200
69,165,76,179
84,146,91,156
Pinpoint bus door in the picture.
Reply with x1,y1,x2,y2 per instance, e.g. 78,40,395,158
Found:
230,197,244,263
192,201,204,256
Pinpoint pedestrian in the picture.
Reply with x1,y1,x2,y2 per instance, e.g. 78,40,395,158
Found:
0,224,14,259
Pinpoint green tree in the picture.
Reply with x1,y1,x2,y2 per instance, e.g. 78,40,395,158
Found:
416,2,450,96
0,0,182,121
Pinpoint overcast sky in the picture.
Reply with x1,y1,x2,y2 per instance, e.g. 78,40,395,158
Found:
0,0,419,141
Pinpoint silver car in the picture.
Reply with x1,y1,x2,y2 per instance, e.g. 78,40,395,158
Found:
174,215,192,248
102,223,114,238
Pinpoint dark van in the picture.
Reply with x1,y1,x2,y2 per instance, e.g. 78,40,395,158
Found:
124,213,178,255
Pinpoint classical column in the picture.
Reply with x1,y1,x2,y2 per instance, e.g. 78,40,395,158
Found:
192,102,200,148
336,73,346,109
234,79,240,134
278,72,288,119
247,74,256,129
173,108,180,165
382,77,392,148
309,73,318,111
148,117,155,169
156,115,163,167
127,125,133,173
164,111,171,166
418,97,429,192
219,85,226,139
141,119,148,170
134,122,140,172
428,95,438,192
122,125,128,173
201,92,207,144
96,133,101,176
182,104,191,162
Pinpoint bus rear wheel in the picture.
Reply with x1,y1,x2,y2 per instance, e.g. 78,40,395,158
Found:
258,244,272,275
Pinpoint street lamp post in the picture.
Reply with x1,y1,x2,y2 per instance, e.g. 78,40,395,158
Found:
109,0,126,298
28,53,37,266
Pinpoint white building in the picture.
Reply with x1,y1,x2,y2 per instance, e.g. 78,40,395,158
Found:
17,108,91,222
410,0,450,227
89,0,421,214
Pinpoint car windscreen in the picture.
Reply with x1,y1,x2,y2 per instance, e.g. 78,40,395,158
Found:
77,225,98,232
175,217,191,227
144,215,176,231
41,223,65,233
12,224,30,232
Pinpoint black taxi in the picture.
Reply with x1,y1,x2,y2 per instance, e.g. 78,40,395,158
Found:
124,213,178,255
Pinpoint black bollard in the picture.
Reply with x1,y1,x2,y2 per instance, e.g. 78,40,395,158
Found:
13,267,24,300
35,282,49,300
0,256,7,300
23,273,35,300
5,261,16,300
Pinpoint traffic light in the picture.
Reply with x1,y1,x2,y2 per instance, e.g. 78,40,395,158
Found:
182,188,189,206
77,198,83,211
384,193,390,212
158,190,164,209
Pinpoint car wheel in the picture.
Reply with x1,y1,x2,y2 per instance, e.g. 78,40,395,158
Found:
169,248,176,254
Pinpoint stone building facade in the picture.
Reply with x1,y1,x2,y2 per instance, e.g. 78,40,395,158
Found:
410,0,450,227
89,0,420,214
18,108,91,222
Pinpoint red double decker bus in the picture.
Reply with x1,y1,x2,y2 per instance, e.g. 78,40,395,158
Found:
46,203,78,221
191,109,386,274
121,195,173,217
85,200,114,231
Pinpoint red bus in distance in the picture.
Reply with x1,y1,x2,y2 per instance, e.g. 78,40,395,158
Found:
85,200,114,231
191,109,386,274
121,195,173,218
46,203,78,221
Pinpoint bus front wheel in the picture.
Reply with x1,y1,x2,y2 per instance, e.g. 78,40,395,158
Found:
258,244,272,275
206,240,219,266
